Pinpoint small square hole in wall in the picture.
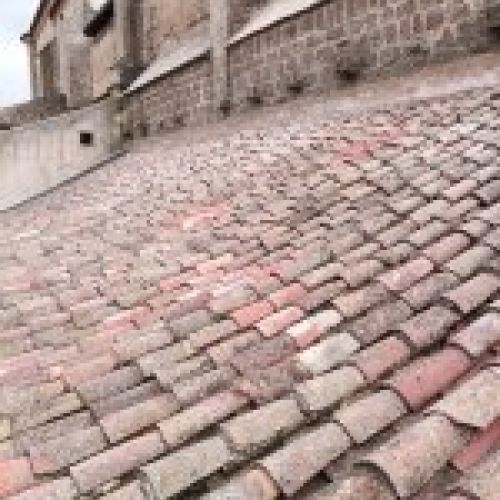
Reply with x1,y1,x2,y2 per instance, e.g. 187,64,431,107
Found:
80,131,94,146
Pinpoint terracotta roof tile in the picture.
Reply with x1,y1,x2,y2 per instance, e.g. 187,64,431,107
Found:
451,417,500,472
222,398,304,455
430,367,500,429
201,469,279,500
29,425,105,474
296,366,365,413
100,394,179,444
455,447,500,500
386,348,471,410
70,431,164,494
260,423,351,496
349,300,411,345
2,70,500,499
449,313,500,357
0,459,34,498
141,436,232,499
334,389,406,444
333,283,388,319
101,481,145,500
444,273,499,314
316,472,396,500
398,306,458,349
286,310,342,348
296,332,360,375
361,415,465,498
9,479,77,500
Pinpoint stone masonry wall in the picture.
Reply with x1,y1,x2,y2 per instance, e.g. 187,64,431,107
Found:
228,0,492,110
125,0,496,134
125,57,213,138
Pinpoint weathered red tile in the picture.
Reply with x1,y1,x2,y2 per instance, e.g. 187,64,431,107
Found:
286,309,342,348
159,390,247,449
257,307,304,337
386,348,470,410
451,417,500,472
352,336,411,382
268,283,307,309
232,300,274,329
0,458,34,498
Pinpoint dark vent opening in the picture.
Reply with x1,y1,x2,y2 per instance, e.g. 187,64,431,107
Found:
80,131,94,146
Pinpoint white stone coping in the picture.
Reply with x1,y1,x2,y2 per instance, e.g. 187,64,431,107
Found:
126,25,211,95
228,0,326,46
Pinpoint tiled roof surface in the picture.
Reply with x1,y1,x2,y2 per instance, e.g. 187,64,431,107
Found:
1,77,500,499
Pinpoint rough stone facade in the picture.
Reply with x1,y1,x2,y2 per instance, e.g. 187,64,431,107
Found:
122,0,499,136
23,0,93,107
16,0,500,134
126,57,213,137
227,0,493,111
137,0,209,65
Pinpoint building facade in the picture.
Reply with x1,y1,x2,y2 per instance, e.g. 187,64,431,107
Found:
20,0,500,134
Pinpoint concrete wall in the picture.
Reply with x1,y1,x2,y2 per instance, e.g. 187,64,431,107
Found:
0,101,114,211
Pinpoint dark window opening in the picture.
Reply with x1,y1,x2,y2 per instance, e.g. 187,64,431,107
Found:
80,131,94,146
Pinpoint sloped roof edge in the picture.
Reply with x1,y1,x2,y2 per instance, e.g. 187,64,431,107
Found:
228,0,325,47
126,27,211,95
21,0,62,41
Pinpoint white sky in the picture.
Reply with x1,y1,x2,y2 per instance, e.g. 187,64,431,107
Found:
0,0,40,107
